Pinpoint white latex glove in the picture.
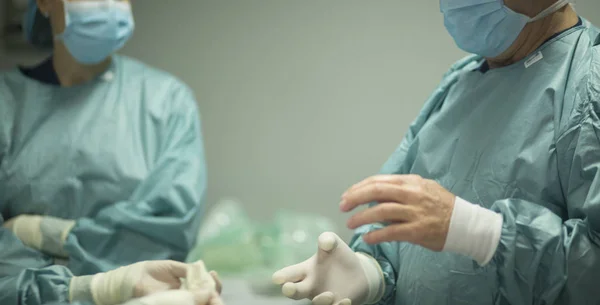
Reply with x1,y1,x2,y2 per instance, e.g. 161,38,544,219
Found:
3,215,75,258
69,260,188,305
121,290,211,305
272,232,384,305
183,261,224,305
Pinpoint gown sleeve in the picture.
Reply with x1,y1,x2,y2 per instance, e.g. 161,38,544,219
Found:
63,82,207,275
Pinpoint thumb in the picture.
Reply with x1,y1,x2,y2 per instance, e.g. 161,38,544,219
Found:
209,271,222,294
316,232,340,260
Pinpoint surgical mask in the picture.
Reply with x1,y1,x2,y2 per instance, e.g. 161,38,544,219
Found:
55,0,135,64
441,0,571,58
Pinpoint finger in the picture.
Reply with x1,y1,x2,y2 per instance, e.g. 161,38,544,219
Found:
343,175,420,196
317,232,339,253
185,261,216,292
341,183,412,212
312,291,335,305
208,292,225,305
346,203,416,229
167,260,190,278
272,263,307,285
317,232,353,264
209,271,222,294
362,223,421,245
282,280,313,300
334,298,352,305
191,290,212,305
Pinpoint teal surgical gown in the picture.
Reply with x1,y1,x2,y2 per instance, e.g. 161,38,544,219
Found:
350,20,600,305
0,55,207,304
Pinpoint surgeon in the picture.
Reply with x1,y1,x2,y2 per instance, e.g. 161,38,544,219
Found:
273,0,600,304
0,0,209,304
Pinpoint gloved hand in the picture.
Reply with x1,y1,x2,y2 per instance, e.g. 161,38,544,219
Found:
120,290,212,305
3,214,75,258
69,260,221,305
183,261,224,305
272,232,384,305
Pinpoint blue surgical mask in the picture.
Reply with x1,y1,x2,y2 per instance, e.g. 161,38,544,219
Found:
55,0,135,64
440,0,571,58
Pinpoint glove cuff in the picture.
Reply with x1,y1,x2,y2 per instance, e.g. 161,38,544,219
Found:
442,196,503,266
355,252,385,304
40,216,76,258
70,275,95,303
12,215,75,257
91,263,144,305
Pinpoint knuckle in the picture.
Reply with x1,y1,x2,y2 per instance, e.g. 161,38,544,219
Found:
412,185,426,200
404,207,417,220
372,183,385,197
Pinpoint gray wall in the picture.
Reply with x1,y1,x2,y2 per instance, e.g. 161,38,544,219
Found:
119,1,600,239
4,1,600,239
121,1,464,239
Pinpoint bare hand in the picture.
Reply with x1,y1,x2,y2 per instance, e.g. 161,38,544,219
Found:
340,174,455,251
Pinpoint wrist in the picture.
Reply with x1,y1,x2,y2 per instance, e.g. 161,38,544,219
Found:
70,275,95,303
355,252,385,304
72,266,138,305
91,266,137,305
442,197,503,266
13,215,75,257
39,216,76,257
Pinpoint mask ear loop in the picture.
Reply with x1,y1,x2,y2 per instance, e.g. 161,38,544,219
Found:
529,0,571,23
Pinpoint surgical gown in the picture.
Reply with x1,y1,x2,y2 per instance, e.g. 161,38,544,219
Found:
350,20,600,304
0,55,207,304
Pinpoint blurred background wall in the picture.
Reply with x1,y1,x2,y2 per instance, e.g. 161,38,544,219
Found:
2,1,600,239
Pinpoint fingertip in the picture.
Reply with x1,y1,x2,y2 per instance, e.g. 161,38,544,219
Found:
312,291,335,305
318,232,338,252
272,272,285,285
339,201,347,212
363,232,385,245
282,282,296,298
363,233,375,244
337,298,352,305
210,271,222,294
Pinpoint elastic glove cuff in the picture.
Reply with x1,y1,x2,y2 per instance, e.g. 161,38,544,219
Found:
442,197,503,266
70,275,95,303
89,266,138,305
355,252,385,304
40,216,76,257
12,215,75,257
